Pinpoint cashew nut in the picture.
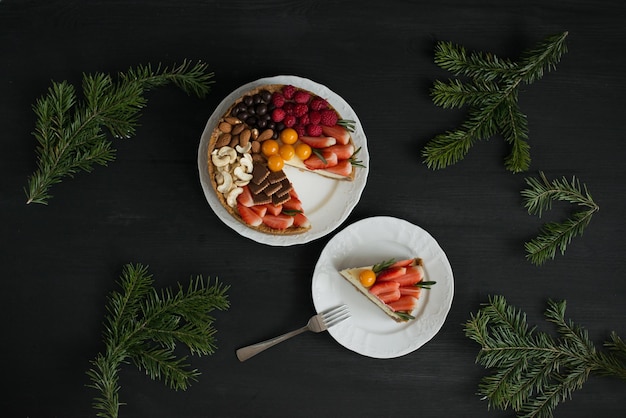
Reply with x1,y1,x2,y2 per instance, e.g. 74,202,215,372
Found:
216,171,233,193
234,166,253,182
236,143,252,154
218,146,238,164
239,154,253,173
211,149,231,167
226,187,243,207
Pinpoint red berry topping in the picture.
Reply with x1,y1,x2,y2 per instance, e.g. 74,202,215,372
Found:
310,97,329,111
320,109,338,126
283,114,297,128
294,103,308,117
306,124,323,137
299,113,310,126
271,92,285,108
294,124,306,137
282,85,296,99
283,102,295,115
308,110,321,125
271,108,286,123
294,90,311,104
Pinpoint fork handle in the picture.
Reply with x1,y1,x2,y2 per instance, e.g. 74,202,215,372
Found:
236,325,310,362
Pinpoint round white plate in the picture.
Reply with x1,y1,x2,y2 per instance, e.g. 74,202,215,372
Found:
198,75,369,246
311,216,454,358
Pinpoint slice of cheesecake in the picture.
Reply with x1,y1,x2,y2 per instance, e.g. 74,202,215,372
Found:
339,258,435,322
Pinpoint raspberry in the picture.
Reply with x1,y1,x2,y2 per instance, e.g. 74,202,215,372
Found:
299,114,310,126
271,92,285,108
283,102,295,115
308,110,321,125
271,108,286,123
283,114,297,128
282,85,296,99
309,98,329,111
293,90,311,104
294,124,306,137
306,124,323,137
294,103,308,117
320,109,338,126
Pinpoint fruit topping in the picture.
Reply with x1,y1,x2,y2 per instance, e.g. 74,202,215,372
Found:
299,135,337,148
267,155,284,172
359,269,376,288
262,213,294,230
295,143,312,160
304,150,338,169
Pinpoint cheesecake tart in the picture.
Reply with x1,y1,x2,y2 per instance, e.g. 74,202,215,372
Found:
339,258,436,322
207,83,363,235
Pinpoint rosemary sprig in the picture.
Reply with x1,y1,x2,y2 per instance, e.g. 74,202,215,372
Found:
372,259,396,273
87,264,229,418
423,32,568,172
465,295,626,418
522,171,599,265
25,60,214,205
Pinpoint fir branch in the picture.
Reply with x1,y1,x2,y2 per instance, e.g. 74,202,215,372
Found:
87,264,229,418
522,172,599,265
25,60,214,205
423,32,568,172
465,295,626,418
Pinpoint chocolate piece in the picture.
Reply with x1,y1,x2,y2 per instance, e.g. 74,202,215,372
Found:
252,164,270,185
272,192,291,206
252,192,272,205
248,180,269,195
264,181,282,196
267,170,287,184
276,179,293,197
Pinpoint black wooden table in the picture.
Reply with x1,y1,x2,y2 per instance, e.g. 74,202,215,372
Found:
2,1,625,417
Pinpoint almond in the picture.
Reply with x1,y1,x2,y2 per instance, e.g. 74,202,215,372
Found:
240,129,251,146
251,140,261,154
224,116,241,125
218,121,232,133
231,123,245,135
257,129,274,142
216,133,231,148
229,134,240,148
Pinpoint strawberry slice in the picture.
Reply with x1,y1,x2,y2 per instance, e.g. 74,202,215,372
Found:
299,135,336,148
250,205,267,217
264,204,283,216
391,259,415,268
376,266,407,282
376,289,401,304
304,150,338,169
399,286,422,298
392,266,423,286
236,185,254,207
369,280,400,296
293,212,310,228
326,144,355,160
282,196,302,211
388,296,418,312
237,203,262,227
324,160,353,177
321,124,350,145
262,213,294,230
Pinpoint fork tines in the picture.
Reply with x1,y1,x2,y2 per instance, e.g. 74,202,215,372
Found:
321,304,350,328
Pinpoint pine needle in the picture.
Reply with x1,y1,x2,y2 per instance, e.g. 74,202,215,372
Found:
423,32,568,172
86,264,229,418
25,60,214,205
465,295,626,418
522,172,599,265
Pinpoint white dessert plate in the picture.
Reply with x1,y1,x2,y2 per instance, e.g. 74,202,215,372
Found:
311,216,454,358
198,75,369,246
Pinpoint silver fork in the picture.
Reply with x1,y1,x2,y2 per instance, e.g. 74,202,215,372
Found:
236,304,349,362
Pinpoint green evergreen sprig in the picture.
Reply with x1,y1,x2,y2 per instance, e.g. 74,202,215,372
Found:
522,171,599,265
465,295,626,418
423,32,568,172
87,264,229,418
25,60,214,205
